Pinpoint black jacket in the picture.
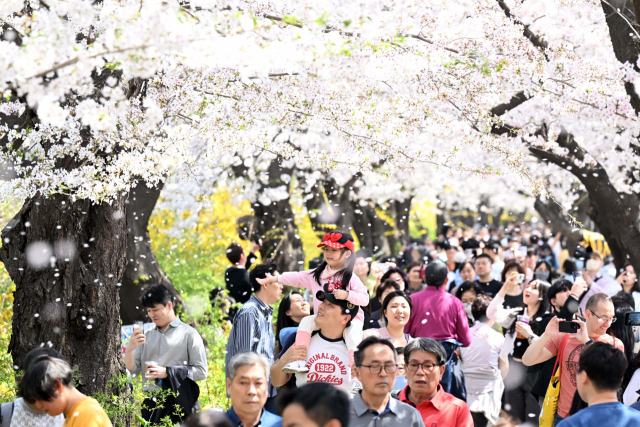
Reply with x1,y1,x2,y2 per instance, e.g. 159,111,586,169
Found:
142,366,200,424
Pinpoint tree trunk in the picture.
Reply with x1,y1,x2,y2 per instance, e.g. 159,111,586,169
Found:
119,181,185,325
351,200,390,256
0,194,127,396
252,160,305,271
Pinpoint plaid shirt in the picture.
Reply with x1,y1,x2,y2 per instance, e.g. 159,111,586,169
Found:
225,295,277,397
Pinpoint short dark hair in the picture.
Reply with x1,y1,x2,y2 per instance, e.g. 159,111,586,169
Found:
548,279,572,305
474,253,493,264
405,261,422,274
249,259,279,293
404,338,447,366
18,348,66,398
424,261,448,288
375,279,401,302
471,294,493,322
21,356,74,404
141,284,174,308
182,410,234,427
226,242,244,264
380,268,409,289
527,245,539,257
501,260,525,283
354,336,397,367
277,382,350,427
454,281,483,301
484,241,499,254
578,342,627,391
381,291,412,327
586,293,612,313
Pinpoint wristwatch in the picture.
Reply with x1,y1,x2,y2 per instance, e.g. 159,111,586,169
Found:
527,334,538,344
585,339,594,346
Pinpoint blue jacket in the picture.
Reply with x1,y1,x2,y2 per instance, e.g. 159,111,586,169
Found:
226,407,282,427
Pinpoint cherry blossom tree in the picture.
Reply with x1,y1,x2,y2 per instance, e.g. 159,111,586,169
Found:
2,0,640,395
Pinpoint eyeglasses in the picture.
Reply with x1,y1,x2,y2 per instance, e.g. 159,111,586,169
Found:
588,310,616,324
406,362,440,372
359,364,398,374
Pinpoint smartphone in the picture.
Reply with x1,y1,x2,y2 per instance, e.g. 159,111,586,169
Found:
379,263,389,273
573,271,583,280
515,273,525,284
559,321,581,333
625,312,640,326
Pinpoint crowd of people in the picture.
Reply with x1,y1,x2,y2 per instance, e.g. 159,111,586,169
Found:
213,223,640,427
8,222,640,427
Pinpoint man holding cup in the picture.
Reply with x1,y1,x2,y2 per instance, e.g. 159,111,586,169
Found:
125,284,207,424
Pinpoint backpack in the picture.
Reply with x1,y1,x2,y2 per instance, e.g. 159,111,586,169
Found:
0,401,14,427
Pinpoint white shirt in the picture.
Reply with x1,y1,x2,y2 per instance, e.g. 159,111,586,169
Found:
594,273,622,296
624,369,640,406
460,322,505,425
296,332,350,393
8,398,64,427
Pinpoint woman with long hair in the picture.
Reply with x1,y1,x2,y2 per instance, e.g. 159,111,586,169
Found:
275,290,311,350
617,263,640,310
500,261,526,310
487,274,553,424
454,281,484,326
534,259,557,282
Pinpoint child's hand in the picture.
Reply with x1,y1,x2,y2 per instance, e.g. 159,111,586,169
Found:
256,272,279,286
333,289,349,300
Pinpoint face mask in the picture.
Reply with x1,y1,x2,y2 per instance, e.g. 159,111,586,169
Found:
535,271,550,281
464,302,473,319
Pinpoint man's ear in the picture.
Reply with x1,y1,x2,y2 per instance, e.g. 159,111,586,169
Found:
341,314,352,325
438,364,446,377
226,377,232,392
166,301,174,312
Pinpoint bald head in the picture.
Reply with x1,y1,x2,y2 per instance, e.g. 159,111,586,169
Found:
425,261,449,288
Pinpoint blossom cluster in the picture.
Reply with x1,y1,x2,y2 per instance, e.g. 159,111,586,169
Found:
0,0,636,215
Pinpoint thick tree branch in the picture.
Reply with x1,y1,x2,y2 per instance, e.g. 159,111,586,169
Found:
496,0,549,59
489,91,531,117
600,0,640,113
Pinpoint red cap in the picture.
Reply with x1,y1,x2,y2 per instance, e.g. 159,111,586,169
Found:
317,232,355,252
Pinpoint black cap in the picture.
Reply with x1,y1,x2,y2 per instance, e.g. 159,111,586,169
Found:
424,261,448,285
315,284,360,318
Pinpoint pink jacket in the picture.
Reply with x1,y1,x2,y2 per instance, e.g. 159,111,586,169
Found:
279,269,369,322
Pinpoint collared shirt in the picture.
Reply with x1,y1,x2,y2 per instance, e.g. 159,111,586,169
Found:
226,407,282,427
131,317,207,391
350,391,425,427
397,385,473,427
404,286,472,346
226,295,277,397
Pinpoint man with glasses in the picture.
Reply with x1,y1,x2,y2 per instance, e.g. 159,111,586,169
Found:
522,293,624,426
394,338,473,427
349,336,424,427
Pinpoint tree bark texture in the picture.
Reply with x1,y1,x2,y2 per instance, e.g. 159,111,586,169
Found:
251,160,305,271
119,181,190,325
0,194,127,396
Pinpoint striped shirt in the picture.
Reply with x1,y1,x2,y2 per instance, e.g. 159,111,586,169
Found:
225,294,277,397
